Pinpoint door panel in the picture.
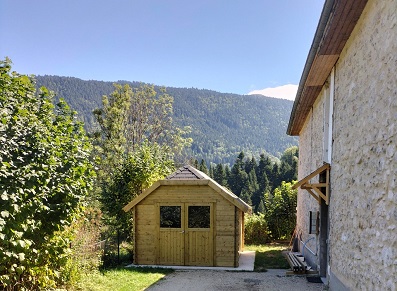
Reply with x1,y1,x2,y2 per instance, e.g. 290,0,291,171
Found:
158,203,213,266
187,230,212,266
159,230,184,265
158,205,184,265
186,204,213,266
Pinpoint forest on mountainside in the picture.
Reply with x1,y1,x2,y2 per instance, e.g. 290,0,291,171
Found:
35,75,298,165
193,146,298,214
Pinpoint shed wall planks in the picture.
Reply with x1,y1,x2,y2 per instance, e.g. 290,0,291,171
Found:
132,183,244,267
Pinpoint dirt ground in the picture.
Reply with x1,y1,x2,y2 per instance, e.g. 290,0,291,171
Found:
146,269,325,291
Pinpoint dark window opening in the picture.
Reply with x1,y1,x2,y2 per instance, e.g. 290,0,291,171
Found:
188,206,210,228
160,206,181,228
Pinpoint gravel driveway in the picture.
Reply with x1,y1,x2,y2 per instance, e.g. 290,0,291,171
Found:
147,269,325,291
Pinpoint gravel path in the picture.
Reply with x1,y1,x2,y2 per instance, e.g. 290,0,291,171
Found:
147,269,325,291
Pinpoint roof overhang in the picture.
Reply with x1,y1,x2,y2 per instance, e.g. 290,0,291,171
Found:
287,0,368,136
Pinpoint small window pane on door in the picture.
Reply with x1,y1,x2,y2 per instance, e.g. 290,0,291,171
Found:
188,206,210,228
160,206,181,228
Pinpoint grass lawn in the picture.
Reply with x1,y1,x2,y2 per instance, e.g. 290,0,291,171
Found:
72,267,173,291
72,243,290,290
246,242,290,271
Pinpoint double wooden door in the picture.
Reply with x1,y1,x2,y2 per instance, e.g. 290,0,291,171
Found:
158,203,213,266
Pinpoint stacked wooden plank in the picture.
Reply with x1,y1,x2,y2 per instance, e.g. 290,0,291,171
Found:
286,252,306,274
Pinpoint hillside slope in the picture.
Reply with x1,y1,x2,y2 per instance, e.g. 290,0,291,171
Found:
35,75,297,164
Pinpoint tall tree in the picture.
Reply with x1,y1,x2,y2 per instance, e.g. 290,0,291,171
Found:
240,188,252,205
93,84,130,179
93,83,192,180
208,163,214,178
228,152,245,195
213,163,227,186
264,182,297,240
199,159,208,174
101,142,174,240
245,156,258,175
224,165,231,186
279,146,299,182
257,153,273,191
270,162,281,191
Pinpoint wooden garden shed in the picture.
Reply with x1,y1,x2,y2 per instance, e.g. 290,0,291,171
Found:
123,165,252,267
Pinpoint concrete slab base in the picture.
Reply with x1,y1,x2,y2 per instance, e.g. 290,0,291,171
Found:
126,251,256,271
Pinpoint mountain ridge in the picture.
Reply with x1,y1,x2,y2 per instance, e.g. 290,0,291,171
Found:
35,75,298,165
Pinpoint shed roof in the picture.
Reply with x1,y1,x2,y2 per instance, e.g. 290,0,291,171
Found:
287,0,368,136
123,165,252,213
165,165,208,180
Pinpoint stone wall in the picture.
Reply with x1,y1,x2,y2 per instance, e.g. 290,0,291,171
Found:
330,0,397,289
296,89,326,269
296,0,397,289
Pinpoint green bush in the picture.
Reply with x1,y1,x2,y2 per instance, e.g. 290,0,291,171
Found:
0,59,95,290
62,207,103,286
244,213,268,244
264,181,297,240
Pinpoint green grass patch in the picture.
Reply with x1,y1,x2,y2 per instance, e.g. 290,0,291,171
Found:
72,267,173,291
246,243,290,271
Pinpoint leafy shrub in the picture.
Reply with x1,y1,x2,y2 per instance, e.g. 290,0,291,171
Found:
244,213,268,244
264,181,297,240
62,207,103,285
0,58,95,290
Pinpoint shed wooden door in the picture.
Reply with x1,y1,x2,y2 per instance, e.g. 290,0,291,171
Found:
185,204,213,266
158,204,185,265
158,203,213,266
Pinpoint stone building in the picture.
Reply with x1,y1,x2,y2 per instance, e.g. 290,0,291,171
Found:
287,0,396,290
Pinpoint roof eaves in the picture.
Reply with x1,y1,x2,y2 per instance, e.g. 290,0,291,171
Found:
287,0,368,136
287,0,335,136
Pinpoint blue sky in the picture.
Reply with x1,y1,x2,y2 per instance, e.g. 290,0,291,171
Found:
0,1,324,100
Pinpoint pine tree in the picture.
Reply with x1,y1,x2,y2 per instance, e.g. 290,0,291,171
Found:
224,165,231,186
245,156,258,175
228,152,248,196
257,153,273,187
270,162,281,191
257,198,265,213
199,159,208,174
279,146,299,182
213,163,227,186
240,188,252,205
209,163,214,178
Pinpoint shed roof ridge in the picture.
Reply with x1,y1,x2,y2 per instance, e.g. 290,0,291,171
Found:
166,164,209,180
184,165,205,179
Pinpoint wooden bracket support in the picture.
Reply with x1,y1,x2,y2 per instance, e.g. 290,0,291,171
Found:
293,163,330,205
